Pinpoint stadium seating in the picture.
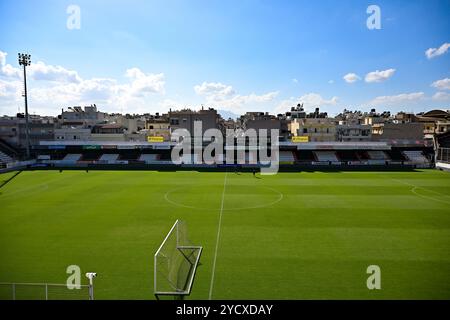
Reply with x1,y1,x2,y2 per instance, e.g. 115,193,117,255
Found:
336,151,359,162
403,151,429,164
279,151,295,162
99,154,119,164
62,154,82,163
385,149,407,161
313,151,339,162
139,154,159,164
367,151,389,160
296,150,316,162
0,150,13,164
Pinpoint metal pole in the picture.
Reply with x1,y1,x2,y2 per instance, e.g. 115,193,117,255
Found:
45,284,48,300
23,63,30,159
90,283,94,300
88,276,94,300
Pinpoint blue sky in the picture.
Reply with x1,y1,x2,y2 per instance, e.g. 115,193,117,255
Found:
0,0,449,117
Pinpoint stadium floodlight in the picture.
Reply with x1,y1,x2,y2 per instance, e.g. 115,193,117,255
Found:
154,220,203,300
18,53,31,159
85,272,97,300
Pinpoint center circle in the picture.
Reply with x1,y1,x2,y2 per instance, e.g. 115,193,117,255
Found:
164,185,283,211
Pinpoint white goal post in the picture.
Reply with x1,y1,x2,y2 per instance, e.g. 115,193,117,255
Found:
154,220,203,300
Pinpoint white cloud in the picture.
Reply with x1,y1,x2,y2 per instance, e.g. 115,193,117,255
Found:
365,68,396,83
292,78,298,83
432,91,450,101
369,92,425,105
123,68,165,96
425,42,450,59
275,93,338,114
0,78,21,99
328,80,334,84
0,51,6,66
0,50,83,83
431,78,450,91
0,50,167,115
343,73,360,83
210,91,279,113
194,82,235,99
194,81,278,113
29,61,82,83
297,93,338,109
0,50,21,79
158,98,186,111
31,69,165,111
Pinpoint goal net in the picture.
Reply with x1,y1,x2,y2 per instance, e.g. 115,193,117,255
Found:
154,220,203,299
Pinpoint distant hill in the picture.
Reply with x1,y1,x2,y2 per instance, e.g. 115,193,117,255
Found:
218,110,240,120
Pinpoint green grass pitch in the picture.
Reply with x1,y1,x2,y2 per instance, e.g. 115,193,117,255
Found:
0,169,449,299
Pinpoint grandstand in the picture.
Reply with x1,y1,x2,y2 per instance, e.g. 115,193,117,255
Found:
99,154,119,164
366,150,389,165
313,151,339,163
367,150,389,160
139,154,159,164
62,154,82,163
279,151,296,163
403,150,429,164
20,139,433,171
0,151,13,166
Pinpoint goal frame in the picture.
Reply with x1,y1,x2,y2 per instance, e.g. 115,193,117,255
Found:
154,220,203,300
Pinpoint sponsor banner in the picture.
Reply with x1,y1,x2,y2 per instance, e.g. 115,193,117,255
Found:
292,136,309,143
136,145,153,149
148,136,165,143
82,145,101,150
101,145,117,150
48,145,66,150
154,145,171,150
217,164,242,168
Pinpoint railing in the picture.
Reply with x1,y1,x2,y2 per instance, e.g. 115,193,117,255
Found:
0,282,94,300
437,147,450,164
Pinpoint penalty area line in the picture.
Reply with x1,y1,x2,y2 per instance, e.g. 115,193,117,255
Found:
208,172,228,300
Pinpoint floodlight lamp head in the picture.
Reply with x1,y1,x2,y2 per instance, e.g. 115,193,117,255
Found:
86,272,97,280
18,53,31,66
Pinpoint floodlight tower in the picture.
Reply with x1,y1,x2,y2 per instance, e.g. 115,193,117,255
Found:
18,53,31,159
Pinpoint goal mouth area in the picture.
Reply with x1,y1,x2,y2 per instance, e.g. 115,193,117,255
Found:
153,220,203,300
154,246,203,298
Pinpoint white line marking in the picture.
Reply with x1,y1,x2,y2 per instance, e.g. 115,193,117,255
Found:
390,178,450,205
208,172,228,300
164,185,283,211
410,186,450,205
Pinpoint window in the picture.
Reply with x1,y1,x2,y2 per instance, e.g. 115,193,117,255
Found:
303,128,308,133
